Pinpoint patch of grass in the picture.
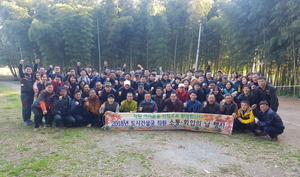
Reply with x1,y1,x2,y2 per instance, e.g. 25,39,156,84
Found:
185,168,197,175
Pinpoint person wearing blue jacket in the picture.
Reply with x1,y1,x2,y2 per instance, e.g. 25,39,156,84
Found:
53,87,75,127
70,90,84,126
183,91,201,113
253,100,284,140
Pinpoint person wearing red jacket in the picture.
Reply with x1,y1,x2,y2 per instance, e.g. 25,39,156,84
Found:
31,83,56,131
176,84,190,103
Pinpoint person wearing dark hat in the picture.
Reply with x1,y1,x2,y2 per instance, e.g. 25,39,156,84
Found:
99,94,119,128
99,82,118,103
253,76,279,112
217,75,228,89
19,60,35,125
189,82,206,103
135,76,149,91
134,83,149,104
151,68,158,75
252,100,284,140
53,87,75,127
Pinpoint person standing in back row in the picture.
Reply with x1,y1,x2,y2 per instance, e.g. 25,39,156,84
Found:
253,77,279,112
19,60,35,125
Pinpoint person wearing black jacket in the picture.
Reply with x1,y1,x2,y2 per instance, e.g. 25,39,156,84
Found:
53,87,75,127
200,93,221,114
19,60,35,125
99,82,118,103
189,82,206,103
70,90,84,126
253,100,284,140
118,80,134,103
134,83,149,104
253,77,279,112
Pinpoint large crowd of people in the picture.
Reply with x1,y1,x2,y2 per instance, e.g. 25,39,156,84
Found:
18,59,284,140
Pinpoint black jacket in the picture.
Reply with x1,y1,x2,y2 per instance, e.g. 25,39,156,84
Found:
253,84,279,112
19,64,34,95
200,102,221,114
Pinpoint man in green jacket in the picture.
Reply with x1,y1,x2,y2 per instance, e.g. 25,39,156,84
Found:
120,92,137,113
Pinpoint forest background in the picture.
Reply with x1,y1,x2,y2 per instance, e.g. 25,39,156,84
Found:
0,0,299,95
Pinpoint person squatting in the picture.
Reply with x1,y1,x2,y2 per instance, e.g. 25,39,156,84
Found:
19,59,284,140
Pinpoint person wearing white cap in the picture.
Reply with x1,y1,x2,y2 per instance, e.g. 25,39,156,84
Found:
118,80,134,103
176,83,190,103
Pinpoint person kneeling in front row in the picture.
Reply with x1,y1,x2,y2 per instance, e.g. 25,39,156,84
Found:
99,94,119,128
252,100,285,140
232,100,256,133
53,87,76,127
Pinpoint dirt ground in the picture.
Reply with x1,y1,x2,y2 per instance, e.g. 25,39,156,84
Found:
1,81,300,176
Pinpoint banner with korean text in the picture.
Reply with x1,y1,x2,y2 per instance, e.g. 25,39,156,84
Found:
104,112,234,135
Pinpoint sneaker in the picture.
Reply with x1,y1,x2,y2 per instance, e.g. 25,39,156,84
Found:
24,121,29,126
87,124,92,128
251,131,257,136
270,134,278,141
27,120,34,124
34,128,40,132
255,131,268,136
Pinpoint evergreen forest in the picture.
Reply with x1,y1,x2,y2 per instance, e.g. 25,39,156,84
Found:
0,0,300,94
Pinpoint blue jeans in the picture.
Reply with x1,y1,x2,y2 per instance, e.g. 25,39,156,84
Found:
262,126,284,138
54,114,75,127
20,93,34,122
72,114,84,124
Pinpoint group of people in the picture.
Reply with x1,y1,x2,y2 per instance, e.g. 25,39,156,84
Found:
18,59,284,140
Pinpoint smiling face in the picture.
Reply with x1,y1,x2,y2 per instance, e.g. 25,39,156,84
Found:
83,85,90,93
144,94,151,102
260,104,269,113
207,94,215,104
70,76,77,83
25,67,32,75
224,95,232,104
89,89,97,98
45,84,53,93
